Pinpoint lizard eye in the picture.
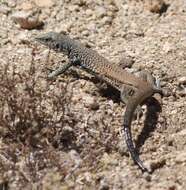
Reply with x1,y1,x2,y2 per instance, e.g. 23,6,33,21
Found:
44,38,50,42
55,43,60,49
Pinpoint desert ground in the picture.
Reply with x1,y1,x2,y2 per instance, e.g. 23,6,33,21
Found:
0,0,186,189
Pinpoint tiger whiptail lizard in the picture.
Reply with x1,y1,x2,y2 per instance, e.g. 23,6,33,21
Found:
35,32,163,173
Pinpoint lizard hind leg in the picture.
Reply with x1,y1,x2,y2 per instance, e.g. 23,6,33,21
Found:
134,70,161,119
135,70,158,88
120,70,160,123
120,86,151,173
120,71,161,173
120,85,143,121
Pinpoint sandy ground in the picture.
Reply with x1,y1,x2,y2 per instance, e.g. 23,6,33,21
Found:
0,0,186,189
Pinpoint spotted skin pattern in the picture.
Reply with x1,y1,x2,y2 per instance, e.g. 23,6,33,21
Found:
35,32,162,173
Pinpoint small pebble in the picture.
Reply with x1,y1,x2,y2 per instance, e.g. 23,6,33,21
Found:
117,139,128,156
18,2,33,10
118,55,134,69
16,31,30,44
7,0,16,8
34,0,55,7
149,158,166,171
177,88,186,97
178,76,186,85
83,96,99,110
162,87,171,97
144,0,167,14
101,16,112,25
99,177,110,190
82,30,90,37
96,7,107,18
12,10,44,29
175,151,186,163
0,4,11,15
143,172,151,182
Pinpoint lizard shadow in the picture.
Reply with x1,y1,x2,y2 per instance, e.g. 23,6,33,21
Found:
69,71,121,102
98,83,162,154
135,97,162,153
49,71,121,153
98,85,121,103
91,76,163,154
66,72,162,153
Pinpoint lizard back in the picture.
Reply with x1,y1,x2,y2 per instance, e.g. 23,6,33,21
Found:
61,35,152,92
36,32,152,92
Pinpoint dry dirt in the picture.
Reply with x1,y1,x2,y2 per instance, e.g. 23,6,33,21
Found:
0,0,186,189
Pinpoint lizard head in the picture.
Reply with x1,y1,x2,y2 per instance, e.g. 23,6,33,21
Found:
35,32,68,52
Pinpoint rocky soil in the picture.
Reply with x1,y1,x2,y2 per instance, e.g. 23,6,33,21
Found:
0,0,186,189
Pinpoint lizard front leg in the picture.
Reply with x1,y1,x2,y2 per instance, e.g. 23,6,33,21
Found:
47,54,80,79
48,62,73,79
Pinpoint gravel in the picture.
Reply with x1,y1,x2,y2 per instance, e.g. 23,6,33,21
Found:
0,0,186,189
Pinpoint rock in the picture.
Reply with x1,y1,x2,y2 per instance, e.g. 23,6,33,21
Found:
100,153,118,167
90,102,100,110
177,88,186,96
56,23,73,33
117,55,134,69
99,180,109,190
162,87,172,97
7,0,16,8
176,129,186,136
0,28,8,39
83,172,92,183
162,42,173,53
96,7,107,18
143,172,151,182
39,49,50,63
34,0,55,7
73,0,86,6
149,158,166,171
144,0,167,14
83,96,99,110
85,9,93,16
117,138,128,156
18,2,33,10
0,4,11,15
68,150,82,166
14,31,31,44
178,76,186,85
68,5,80,12
82,30,90,37
101,16,113,25
175,151,186,163
12,10,44,29
62,126,74,135
42,171,64,190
